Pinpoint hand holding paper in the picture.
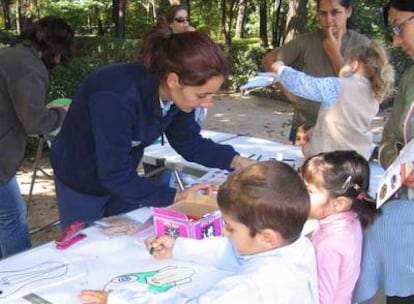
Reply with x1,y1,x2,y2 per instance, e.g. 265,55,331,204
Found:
239,72,279,93
376,139,414,208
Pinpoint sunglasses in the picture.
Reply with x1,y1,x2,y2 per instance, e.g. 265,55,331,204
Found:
174,16,189,23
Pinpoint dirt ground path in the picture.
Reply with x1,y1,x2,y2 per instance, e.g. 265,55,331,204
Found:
18,93,390,247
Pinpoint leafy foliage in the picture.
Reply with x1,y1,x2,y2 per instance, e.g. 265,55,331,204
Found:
0,0,412,97
50,37,141,100
225,38,268,91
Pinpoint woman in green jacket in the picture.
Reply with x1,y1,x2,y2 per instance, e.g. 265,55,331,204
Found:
353,1,414,303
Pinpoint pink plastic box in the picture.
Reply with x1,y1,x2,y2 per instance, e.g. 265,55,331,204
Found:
151,195,223,239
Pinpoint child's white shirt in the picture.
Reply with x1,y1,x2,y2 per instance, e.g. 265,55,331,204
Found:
108,236,318,304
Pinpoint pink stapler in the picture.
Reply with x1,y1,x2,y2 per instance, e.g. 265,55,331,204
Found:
55,221,87,250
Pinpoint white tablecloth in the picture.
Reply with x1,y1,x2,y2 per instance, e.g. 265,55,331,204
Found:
144,131,305,175
0,208,230,304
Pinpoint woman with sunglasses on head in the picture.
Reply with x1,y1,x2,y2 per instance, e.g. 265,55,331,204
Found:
262,0,369,144
353,1,414,303
50,23,254,230
159,4,195,34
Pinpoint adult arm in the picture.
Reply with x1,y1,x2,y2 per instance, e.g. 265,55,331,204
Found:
322,27,344,75
9,68,66,135
276,65,340,106
89,91,177,206
378,67,414,169
262,34,308,72
378,111,404,169
165,112,238,171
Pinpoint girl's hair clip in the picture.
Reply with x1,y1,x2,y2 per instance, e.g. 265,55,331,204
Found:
340,175,352,192
357,191,367,201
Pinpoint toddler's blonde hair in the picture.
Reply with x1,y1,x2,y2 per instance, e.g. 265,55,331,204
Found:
345,40,394,102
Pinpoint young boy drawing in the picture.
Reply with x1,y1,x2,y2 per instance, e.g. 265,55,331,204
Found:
80,161,319,303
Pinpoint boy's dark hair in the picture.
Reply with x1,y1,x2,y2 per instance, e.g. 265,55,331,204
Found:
302,150,380,228
20,16,74,70
217,161,310,243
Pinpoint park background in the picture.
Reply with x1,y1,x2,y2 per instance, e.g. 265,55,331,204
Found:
0,0,402,241
0,0,403,233
1,2,400,302
0,0,412,101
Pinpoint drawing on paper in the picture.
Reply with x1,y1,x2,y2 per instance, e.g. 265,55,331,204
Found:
0,261,68,300
103,266,195,294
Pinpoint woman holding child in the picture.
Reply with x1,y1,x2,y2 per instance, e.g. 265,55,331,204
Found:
269,40,394,160
262,0,369,143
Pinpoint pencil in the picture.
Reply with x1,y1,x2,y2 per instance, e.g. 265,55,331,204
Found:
149,237,158,255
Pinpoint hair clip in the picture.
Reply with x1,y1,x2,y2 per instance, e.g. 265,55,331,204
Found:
357,192,367,201
340,176,352,192
55,221,87,250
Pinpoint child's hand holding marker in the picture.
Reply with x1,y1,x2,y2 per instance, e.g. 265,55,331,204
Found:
145,236,175,259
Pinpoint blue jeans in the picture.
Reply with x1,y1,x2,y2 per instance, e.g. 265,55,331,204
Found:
0,176,31,259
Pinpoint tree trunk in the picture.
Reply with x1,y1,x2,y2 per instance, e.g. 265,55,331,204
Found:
220,0,229,44
113,0,127,38
221,0,238,46
16,0,32,33
94,6,105,36
284,0,307,43
259,0,268,47
15,0,20,34
272,0,284,48
2,0,12,30
32,0,40,19
234,0,246,39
